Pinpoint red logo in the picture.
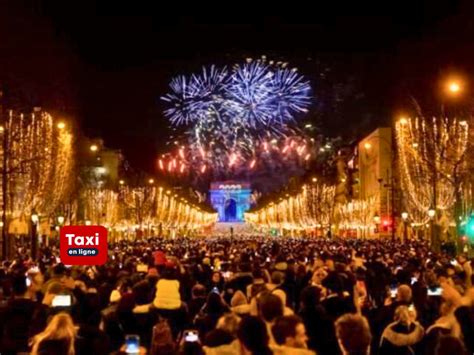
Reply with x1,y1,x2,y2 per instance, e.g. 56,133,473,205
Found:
60,226,108,265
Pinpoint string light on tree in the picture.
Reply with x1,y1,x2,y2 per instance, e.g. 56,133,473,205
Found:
395,116,469,226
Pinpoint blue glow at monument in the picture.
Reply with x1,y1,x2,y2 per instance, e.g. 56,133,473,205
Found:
210,181,252,222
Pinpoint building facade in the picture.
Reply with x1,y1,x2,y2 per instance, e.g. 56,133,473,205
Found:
357,127,394,233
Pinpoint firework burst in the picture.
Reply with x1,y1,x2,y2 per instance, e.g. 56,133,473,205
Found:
160,57,313,178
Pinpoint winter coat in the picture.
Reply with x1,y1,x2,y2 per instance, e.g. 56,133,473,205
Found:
153,279,181,310
379,321,424,355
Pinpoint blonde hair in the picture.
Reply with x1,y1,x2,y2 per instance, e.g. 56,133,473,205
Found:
396,284,412,303
216,313,241,336
394,305,416,325
31,312,76,355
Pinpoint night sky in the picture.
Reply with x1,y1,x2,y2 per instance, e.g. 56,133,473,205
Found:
1,1,473,174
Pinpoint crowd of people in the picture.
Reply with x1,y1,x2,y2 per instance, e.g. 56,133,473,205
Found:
0,235,473,354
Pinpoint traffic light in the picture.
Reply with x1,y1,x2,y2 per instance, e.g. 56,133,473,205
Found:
382,218,391,232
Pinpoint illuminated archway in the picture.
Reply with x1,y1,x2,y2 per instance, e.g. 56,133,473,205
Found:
210,181,251,222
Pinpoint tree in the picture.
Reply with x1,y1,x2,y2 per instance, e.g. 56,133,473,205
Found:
396,116,469,249
1,108,74,258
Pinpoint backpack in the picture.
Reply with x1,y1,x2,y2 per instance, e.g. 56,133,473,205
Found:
150,317,176,355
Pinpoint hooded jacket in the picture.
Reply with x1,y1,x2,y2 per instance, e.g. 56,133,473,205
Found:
153,279,181,310
379,321,424,355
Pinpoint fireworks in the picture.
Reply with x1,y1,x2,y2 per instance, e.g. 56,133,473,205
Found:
226,60,276,127
159,132,317,181
160,57,313,177
162,58,311,128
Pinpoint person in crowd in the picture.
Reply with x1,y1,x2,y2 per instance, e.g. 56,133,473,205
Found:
27,269,45,302
440,281,474,353
130,280,156,348
379,305,424,355
299,285,339,355
195,290,230,339
209,271,225,293
153,261,187,337
100,288,124,352
230,289,250,315
0,271,41,353
271,315,314,354
153,263,182,310
321,272,356,321
247,268,269,299
204,313,241,347
434,335,469,355
373,283,413,338
30,281,67,335
422,300,460,354
203,315,272,355
335,313,372,355
267,271,285,292
280,263,297,309
237,316,273,355
2,236,474,355
457,254,472,289
41,263,69,294
188,284,208,322
257,291,284,345
30,312,76,355
75,292,111,354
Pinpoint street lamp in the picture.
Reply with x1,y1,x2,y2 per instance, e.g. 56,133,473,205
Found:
428,208,436,219
119,179,125,185
90,144,98,152
448,82,461,94
399,117,408,125
148,178,154,185
57,121,66,130
31,211,39,260
373,213,381,235
428,207,436,246
401,212,408,242
31,213,39,224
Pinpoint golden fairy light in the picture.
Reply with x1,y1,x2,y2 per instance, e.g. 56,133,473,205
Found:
334,196,378,236
396,116,469,224
118,185,216,233
83,189,119,226
2,110,75,219
245,181,335,230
